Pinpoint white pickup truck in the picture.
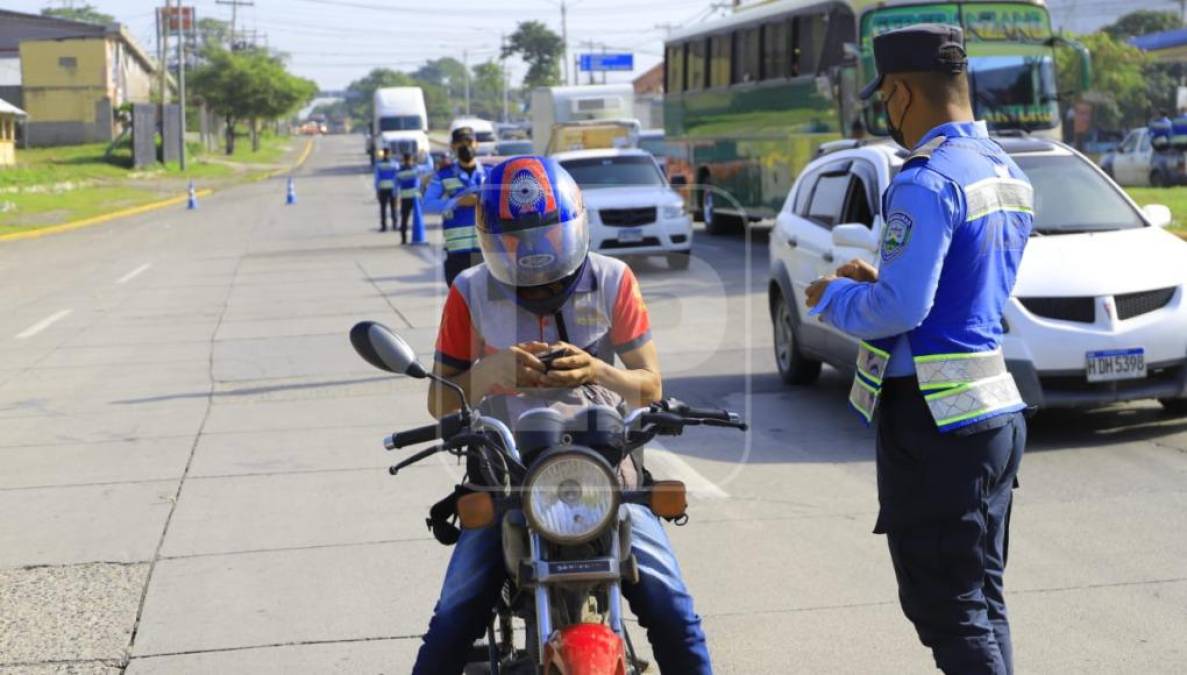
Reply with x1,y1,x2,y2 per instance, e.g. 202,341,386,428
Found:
1100,126,1187,187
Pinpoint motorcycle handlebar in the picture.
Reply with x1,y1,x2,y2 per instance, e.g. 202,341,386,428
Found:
384,412,466,450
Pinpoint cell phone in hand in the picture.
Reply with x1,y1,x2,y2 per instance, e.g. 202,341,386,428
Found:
537,347,568,369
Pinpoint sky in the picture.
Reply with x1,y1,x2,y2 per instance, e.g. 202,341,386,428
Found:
6,0,727,90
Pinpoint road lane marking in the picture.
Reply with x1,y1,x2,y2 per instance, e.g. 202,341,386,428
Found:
646,447,730,499
15,309,72,339
117,263,152,284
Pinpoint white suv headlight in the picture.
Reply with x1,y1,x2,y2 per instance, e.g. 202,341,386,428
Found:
661,203,685,220
524,451,619,544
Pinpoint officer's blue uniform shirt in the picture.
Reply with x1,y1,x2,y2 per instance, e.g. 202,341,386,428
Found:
423,163,486,227
811,120,994,377
374,159,398,191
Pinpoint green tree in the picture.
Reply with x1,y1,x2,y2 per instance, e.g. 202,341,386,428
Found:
1103,10,1180,41
40,3,113,25
190,48,317,154
1057,32,1152,130
469,61,505,120
503,21,563,89
414,58,468,99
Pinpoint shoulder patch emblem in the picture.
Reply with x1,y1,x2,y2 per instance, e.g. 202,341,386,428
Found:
881,212,913,262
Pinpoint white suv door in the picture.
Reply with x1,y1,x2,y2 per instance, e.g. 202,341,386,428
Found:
1113,130,1149,186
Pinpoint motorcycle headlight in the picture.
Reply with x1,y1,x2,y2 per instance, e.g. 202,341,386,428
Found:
524,451,619,544
661,203,685,220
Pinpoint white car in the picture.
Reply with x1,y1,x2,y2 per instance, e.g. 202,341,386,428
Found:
555,148,693,270
449,116,498,156
768,136,1187,413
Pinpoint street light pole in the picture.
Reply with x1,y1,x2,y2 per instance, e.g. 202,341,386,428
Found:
561,0,570,86
177,7,187,171
463,48,471,116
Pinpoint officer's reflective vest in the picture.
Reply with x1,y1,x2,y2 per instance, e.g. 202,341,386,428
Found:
848,135,1034,433
437,165,484,254
397,166,420,198
375,161,397,190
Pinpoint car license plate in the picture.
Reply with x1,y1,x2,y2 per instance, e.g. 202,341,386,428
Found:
1085,348,1146,383
617,228,643,244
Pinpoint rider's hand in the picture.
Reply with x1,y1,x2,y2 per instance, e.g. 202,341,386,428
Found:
835,258,878,283
539,342,600,388
473,342,548,394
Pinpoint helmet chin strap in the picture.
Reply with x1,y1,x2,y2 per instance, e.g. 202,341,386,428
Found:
499,258,588,317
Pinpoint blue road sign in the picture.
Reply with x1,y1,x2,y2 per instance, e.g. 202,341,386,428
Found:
578,53,634,72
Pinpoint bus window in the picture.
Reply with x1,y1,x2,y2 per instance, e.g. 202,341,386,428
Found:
763,19,791,80
688,39,707,91
820,9,855,69
710,33,731,88
665,44,685,93
732,26,761,84
795,13,827,75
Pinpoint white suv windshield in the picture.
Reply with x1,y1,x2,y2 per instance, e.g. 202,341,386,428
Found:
560,156,666,189
1012,154,1145,233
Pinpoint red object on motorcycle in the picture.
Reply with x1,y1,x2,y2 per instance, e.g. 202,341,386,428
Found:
543,624,627,675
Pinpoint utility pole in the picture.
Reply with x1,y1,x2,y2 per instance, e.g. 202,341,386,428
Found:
585,40,595,85
463,48,471,116
177,5,187,171
158,2,169,106
215,0,254,50
500,33,509,122
561,0,570,86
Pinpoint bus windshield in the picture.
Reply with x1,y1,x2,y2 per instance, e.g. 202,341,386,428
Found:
861,2,1059,135
379,115,423,132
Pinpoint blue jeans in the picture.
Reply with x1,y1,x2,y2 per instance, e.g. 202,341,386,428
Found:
412,503,712,674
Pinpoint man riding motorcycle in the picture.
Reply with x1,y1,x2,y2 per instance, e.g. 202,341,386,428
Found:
414,156,712,674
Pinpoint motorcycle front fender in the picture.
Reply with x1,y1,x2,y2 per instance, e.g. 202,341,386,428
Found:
543,623,627,675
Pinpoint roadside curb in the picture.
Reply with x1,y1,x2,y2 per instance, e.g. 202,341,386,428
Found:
0,189,214,242
0,137,315,243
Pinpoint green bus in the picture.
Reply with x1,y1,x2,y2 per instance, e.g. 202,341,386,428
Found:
662,0,1089,233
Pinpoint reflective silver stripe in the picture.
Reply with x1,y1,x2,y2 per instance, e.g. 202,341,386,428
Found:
442,177,464,193
964,177,1034,221
397,170,418,180
400,188,420,197
377,179,395,189
914,349,1010,389
924,372,1024,428
848,376,878,422
444,226,478,252
856,341,890,385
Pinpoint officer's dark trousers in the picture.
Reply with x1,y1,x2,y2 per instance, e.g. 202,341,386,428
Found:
875,377,1025,675
376,189,396,230
443,251,482,288
398,198,414,243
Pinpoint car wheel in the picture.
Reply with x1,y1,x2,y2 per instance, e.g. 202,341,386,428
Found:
1158,397,1187,415
1150,170,1164,187
773,297,821,385
700,186,741,236
666,251,691,270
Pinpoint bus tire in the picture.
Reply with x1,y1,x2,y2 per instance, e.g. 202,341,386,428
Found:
1150,170,1165,188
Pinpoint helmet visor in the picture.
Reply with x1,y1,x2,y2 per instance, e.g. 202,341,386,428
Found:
478,214,589,287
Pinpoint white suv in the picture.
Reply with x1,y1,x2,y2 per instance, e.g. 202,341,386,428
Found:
768,137,1187,413
556,148,693,270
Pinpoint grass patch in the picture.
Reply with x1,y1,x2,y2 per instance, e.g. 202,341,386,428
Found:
1125,187,1187,234
0,185,170,234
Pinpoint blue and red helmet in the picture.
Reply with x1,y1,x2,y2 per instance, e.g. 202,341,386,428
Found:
477,156,589,287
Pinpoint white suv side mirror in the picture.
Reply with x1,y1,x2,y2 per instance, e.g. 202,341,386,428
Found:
1141,203,1173,228
832,223,879,252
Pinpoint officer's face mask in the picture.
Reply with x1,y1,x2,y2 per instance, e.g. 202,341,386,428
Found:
454,141,476,164
883,82,911,149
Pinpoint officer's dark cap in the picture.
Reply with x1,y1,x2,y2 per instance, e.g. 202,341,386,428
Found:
451,126,475,143
859,23,967,100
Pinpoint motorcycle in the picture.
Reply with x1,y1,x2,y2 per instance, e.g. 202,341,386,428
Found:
350,321,747,674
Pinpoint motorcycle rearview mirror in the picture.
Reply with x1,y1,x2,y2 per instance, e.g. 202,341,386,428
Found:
350,321,428,378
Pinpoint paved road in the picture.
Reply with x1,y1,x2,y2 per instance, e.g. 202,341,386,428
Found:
1,135,1185,674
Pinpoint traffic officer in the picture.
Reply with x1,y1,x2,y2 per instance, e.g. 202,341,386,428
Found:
395,151,427,245
424,126,486,286
805,24,1033,675
373,147,399,232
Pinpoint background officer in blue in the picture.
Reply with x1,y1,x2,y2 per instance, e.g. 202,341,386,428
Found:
372,147,399,232
424,126,486,286
395,151,429,245
805,24,1034,675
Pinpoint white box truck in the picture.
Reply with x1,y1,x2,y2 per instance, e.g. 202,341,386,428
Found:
531,84,637,154
371,87,429,164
